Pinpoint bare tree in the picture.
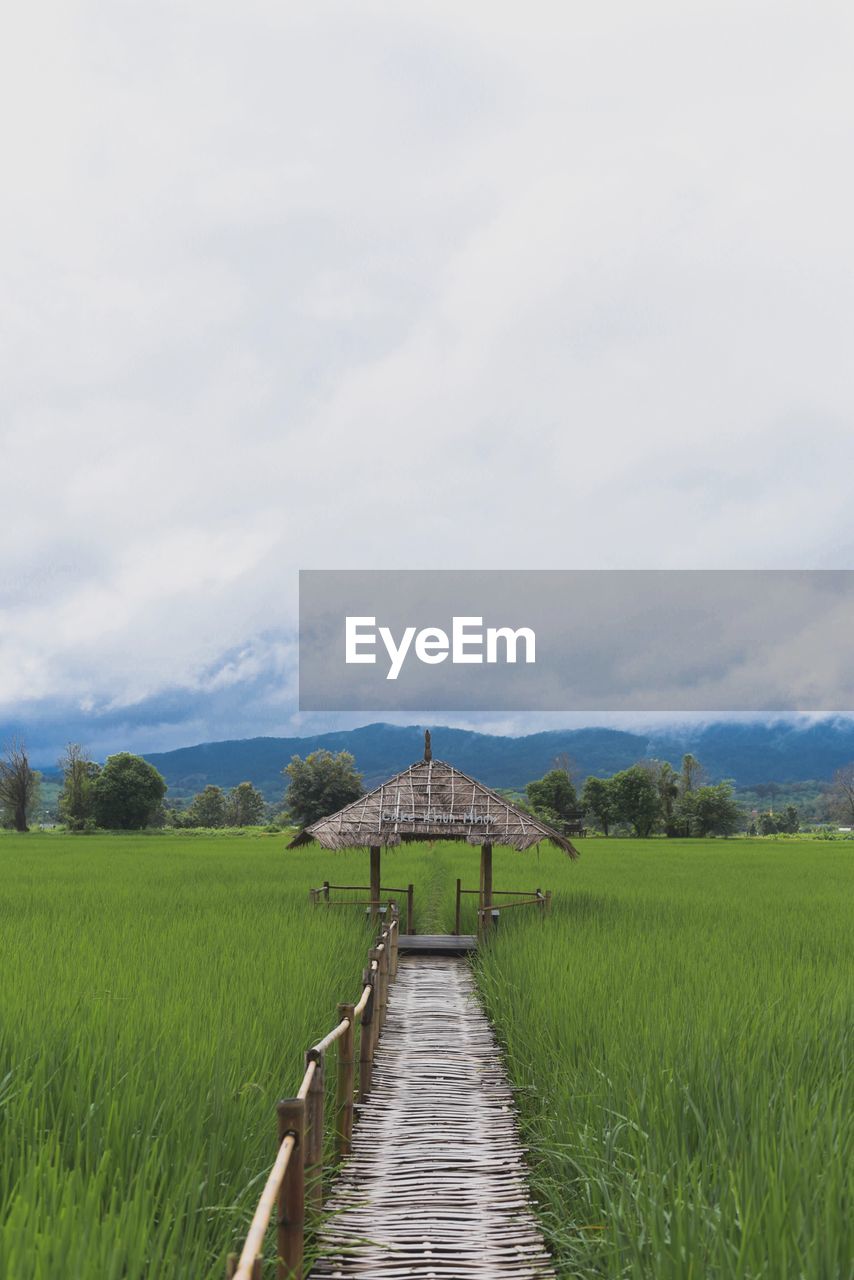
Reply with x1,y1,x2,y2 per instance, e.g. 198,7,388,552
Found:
0,739,40,832
827,763,854,826
58,743,99,830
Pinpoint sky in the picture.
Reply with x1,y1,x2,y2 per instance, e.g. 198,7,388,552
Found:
2,2,854,765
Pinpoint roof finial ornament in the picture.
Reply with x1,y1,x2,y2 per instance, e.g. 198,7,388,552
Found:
424,729,432,762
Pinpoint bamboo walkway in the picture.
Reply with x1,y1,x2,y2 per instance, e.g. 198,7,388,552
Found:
311,955,555,1279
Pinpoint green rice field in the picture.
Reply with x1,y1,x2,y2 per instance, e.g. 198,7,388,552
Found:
0,833,851,1278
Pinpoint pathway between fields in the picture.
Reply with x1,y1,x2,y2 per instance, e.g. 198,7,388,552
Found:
311,955,555,1279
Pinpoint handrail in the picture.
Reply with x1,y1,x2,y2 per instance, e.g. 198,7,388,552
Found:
231,1134,296,1280
227,907,400,1280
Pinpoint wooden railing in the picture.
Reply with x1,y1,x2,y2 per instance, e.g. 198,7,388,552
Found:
226,906,400,1280
309,881,415,934
454,881,551,936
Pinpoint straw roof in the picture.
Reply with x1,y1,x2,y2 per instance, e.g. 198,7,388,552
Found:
288,757,579,856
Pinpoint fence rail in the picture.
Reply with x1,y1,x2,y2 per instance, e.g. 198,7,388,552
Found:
226,907,400,1280
310,881,415,933
454,879,551,936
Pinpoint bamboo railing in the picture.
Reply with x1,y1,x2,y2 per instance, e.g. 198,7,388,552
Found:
226,905,400,1280
309,880,415,934
454,880,551,936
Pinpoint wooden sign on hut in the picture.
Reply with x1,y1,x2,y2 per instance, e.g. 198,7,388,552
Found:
289,731,579,935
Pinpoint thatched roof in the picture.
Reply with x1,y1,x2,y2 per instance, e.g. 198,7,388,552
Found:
288,757,579,856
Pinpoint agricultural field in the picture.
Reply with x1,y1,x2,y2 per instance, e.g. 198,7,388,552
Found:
0,833,851,1278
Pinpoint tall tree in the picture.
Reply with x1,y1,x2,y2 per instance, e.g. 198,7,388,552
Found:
284,750,363,827
657,762,680,836
827,763,854,826
525,769,579,829
581,775,614,835
90,754,167,830
0,739,41,832
184,785,227,828
677,782,741,836
610,765,661,837
58,743,100,830
226,781,266,827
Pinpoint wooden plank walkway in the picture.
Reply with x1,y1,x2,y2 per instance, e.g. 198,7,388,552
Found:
397,934,478,954
311,956,555,1279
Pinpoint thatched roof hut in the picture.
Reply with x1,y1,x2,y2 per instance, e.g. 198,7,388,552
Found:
289,732,578,932
288,755,579,856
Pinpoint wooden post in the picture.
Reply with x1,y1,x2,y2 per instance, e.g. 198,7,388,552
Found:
481,842,493,935
358,967,375,1100
336,1002,355,1157
378,935,390,1030
455,878,461,935
406,883,414,934
322,880,330,903
303,1050,324,1216
392,907,399,978
276,1097,305,1280
308,887,316,906
369,846,381,921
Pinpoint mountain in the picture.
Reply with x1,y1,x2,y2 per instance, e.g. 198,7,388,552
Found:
142,720,854,800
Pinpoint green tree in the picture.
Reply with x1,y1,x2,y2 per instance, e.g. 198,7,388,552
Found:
58,743,100,830
758,812,778,835
610,765,661,837
184,784,227,828
779,803,800,834
677,782,741,836
656,761,680,836
525,769,579,828
284,750,363,827
226,781,266,827
0,739,41,832
91,753,167,830
581,775,614,835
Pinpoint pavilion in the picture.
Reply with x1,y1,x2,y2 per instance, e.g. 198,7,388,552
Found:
288,731,579,934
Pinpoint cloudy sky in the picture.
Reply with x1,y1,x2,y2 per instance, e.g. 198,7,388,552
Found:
2,2,854,763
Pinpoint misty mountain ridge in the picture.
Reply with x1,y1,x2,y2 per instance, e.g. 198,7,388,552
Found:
136,720,854,800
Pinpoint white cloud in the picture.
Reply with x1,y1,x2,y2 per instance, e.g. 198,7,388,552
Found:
2,1,854,748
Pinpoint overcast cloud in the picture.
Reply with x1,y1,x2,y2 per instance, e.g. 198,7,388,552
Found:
2,2,854,763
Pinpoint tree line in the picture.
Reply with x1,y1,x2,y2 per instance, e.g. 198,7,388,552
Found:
7,737,854,834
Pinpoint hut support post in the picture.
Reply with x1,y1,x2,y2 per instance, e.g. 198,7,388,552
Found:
369,846,381,922
406,883,414,934
455,878,461,936
480,842,493,935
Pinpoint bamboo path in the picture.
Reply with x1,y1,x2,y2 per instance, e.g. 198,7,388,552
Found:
311,956,555,1279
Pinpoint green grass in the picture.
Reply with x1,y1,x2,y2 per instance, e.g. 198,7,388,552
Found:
0,831,373,1279
1,834,851,1278
472,840,853,1279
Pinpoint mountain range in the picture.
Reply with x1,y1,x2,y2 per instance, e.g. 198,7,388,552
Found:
139,720,854,800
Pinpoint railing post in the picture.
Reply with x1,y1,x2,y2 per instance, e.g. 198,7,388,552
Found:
537,887,544,917
308,887,316,906
304,1049,325,1216
380,933,390,1028
322,880,329,903
358,966,376,1100
406,883,414,934
336,1003,355,1157
276,1097,305,1280
389,907,399,979
455,878,461,935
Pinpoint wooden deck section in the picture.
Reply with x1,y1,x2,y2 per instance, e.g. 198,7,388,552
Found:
398,933,478,953
311,956,555,1279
